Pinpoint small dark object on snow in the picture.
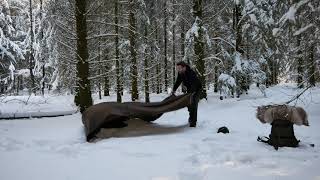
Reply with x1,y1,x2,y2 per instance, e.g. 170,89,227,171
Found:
217,126,229,134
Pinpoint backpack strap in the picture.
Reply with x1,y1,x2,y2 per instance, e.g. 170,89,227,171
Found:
257,136,270,143
257,136,279,150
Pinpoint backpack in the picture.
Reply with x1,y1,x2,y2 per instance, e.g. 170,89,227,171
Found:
258,120,300,150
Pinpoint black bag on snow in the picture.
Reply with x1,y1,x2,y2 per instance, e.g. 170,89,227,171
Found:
258,120,300,150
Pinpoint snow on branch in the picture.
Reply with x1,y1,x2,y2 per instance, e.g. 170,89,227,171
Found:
184,17,211,61
279,0,309,24
218,73,236,87
86,33,119,40
293,24,314,36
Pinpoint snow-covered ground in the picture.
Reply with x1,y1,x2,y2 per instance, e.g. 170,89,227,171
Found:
0,94,76,118
0,84,320,180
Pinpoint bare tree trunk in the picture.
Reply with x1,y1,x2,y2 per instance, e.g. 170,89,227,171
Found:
29,0,36,95
103,65,110,96
156,26,161,94
120,52,124,96
233,3,243,54
97,33,104,99
294,0,304,89
39,0,46,96
98,68,102,100
156,63,161,94
214,36,219,93
129,0,139,101
172,20,176,87
144,25,150,102
150,2,157,94
180,21,186,62
308,8,316,87
266,57,278,86
308,44,316,86
164,1,168,92
16,76,20,95
114,0,121,102
74,0,93,113
193,0,206,99
233,1,247,97
296,31,304,88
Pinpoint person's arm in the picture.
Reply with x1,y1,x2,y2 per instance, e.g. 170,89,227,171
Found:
173,74,182,93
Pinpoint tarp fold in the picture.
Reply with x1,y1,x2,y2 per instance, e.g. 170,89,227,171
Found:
82,93,194,141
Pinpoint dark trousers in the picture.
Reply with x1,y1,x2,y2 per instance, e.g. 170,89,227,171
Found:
187,90,200,126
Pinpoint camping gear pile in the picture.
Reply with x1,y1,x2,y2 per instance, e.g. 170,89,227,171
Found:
256,104,309,150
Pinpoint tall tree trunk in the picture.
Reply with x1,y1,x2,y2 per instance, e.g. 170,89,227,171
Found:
120,52,124,96
103,64,110,96
98,68,102,100
114,0,121,102
74,0,93,113
266,57,278,86
119,0,124,96
150,2,156,94
295,0,304,88
296,31,304,88
156,63,161,94
16,76,20,95
308,7,315,87
29,0,36,95
172,21,176,87
233,1,247,96
103,46,109,97
180,21,186,63
233,3,243,54
192,0,206,99
164,1,168,92
308,43,316,86
144,25,150,102
213,35,219,93
103,46,110,97
273,56,278,85
156,25,161,94
40,0,45,96
129,0,139,101
11,73,15,95
246,33,250,59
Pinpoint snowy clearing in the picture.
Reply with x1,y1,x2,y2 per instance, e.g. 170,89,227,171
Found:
0,94,76,119
0,84,320,180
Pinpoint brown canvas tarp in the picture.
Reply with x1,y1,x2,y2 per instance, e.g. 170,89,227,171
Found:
82,93,194,142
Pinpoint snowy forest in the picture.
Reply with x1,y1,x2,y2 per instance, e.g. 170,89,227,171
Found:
1,0,319,112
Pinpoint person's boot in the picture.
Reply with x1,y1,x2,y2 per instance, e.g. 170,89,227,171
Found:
189,123,196,127
189,118,197,127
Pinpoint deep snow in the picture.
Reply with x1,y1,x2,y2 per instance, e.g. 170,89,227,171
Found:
0,84,319,180
0,94,76,118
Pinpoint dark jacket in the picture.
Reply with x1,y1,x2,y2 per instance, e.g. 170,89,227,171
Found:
173,65,202,93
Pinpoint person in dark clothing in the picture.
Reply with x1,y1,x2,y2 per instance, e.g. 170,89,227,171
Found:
172,61,202,127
